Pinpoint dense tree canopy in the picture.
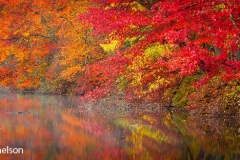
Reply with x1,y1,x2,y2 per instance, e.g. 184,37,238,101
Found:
0,0,239,110
79,0,240,104
0,0,104,93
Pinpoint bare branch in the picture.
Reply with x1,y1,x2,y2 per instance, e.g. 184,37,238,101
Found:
230,14,238,29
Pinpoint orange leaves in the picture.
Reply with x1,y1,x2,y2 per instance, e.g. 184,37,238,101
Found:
0,67,13,86
1,0,27,5
0,67,11,77
59,44,86,81
17,78,40,90
62,114,82,127
0,0,103,92
60,65,83,81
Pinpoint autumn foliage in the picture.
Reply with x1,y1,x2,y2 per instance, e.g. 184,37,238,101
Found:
78,0,240,107
0,0,239,110
0,0,104,93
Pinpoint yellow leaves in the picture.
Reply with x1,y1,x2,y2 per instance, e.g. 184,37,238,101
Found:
149,76,175,92
124,36,142,48
144,43,172,59
110,3,116,7
216,3,226,11
128,43,171,74
163,113,172,127
105,1,146,12
105,3,117,10
149,77,164,91
142,115,156,124
14,50,26,61
125,36,138,42
120,42,175,99
131,72,143,86
129,55,148,70
130,1,146,11
125,123,167,145
100,40,119,53
22,31,30,37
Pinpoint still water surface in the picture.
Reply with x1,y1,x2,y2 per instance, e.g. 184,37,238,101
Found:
0,93,239,160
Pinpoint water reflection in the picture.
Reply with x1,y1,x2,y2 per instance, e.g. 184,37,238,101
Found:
0,93,239,160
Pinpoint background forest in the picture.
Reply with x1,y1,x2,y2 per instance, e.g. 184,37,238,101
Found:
0,0,239,115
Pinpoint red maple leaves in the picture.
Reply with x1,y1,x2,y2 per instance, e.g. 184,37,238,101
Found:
79,0,240,101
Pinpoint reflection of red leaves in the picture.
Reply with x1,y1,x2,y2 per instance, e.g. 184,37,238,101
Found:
81,122,105,136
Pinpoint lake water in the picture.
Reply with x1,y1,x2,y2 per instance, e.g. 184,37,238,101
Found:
0,93,239,160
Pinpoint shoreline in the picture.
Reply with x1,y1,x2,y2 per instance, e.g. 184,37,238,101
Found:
1,87,239,118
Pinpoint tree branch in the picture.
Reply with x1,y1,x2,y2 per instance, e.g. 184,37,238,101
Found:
0,37,21,42
230,14,238,29
29,33,57,42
